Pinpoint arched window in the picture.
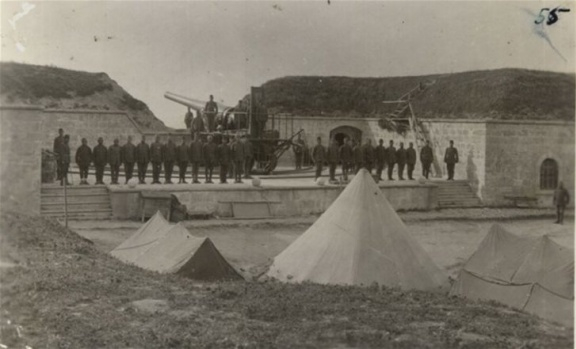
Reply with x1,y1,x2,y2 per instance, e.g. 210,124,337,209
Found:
540,159,559,190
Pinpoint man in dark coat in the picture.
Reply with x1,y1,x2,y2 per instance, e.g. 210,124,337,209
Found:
244,136,254,179
406,142,417,180
93,137,108,185
218,137,232,184
327,138,340,182
136,136,150,184
60,135,71,186
312,137,326,181
189,133,204,184
339,137,353,181
122,136,136,184
203,135,217,184
362,139,375,174
75,138,92,185
375,139,387,181
293,134,305,170
231,135,245,183
396,142,407,180
176,136,189,184
205,95,218,132
150,136,164,184
353,139,364,173
553,182,570,224
420,140,433,179
387,140,397,180
53,128,65,181
108,138,122,185
192,112,205,134
163,137,177,184
444,140,459,180
184,108,193,129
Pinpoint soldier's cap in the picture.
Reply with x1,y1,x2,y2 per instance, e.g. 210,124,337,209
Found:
64,134,70,139
58,128,64,132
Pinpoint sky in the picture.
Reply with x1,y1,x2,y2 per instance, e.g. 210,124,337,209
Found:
1,1,574,128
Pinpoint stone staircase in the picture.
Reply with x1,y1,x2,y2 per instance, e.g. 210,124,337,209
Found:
41,185,113,220
435,180,483,208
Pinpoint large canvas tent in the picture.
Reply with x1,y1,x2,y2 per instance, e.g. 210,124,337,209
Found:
450,224,574,326
111,212,242,281
266,169,448,291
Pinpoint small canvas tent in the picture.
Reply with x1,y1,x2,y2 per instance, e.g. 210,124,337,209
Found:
266,168,448,291
450,224,574,326
111,212,242,281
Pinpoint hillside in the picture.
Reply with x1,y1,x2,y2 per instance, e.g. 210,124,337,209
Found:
0,62,166,130
260,69,575,120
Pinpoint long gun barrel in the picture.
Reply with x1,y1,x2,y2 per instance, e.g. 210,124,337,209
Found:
164,92,205,112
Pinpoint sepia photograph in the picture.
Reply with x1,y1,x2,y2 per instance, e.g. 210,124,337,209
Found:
0,0,574,348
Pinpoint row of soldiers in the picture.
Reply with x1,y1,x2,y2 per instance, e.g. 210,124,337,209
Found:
309,136,459,181
53,128,254,186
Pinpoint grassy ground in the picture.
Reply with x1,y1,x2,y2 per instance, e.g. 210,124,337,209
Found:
1,211,573,348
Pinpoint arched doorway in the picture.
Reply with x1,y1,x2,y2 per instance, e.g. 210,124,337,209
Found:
329,125,362,146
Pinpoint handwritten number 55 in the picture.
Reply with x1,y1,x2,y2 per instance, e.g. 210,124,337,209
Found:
535,7,571,25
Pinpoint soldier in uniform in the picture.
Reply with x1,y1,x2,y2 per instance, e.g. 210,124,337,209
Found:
387,140,397,180
553,182,570,224
420,140,433,179
375,139,387,181
312,137,326,181
75,138,92,185
205,95,218,132
339,137,353,182
189,133,204,184
327,138,340,182
150,136,164,184
136,136,150,184
122,136,136,184
293,134,305,170
406,142,417,180
192,111,205,134
444,140,459,180
362,139,375,174
231,134,245,183
108,138,122,185
53,128,65,181
353,139,364,173
176,136,189,184
244,136,254,179
184,108,193,129
93,137,108,185
396,142,407,180
60,135,71,186
218,137,232,184
203,135,217,184
163,137,177,184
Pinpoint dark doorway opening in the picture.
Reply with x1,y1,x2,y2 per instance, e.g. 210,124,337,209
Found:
334,133,347,146
329,125,362,147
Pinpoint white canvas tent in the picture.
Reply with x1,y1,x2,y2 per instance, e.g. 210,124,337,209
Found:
450,224,574,326
111,212,242,281
266,169,448,291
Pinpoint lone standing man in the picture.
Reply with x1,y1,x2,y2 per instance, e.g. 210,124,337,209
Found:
444,140,459,180
108,138,122,185
93,137,108,185
406,142,417,180
327,138,340,182
375,139,386,181
163,137,177,184
122,136,136,184
189,133,204,184
553,182,570,224
176,136,189,184
420,140,433,179
203,135,217,184
339,137,353,182
205,95,218,132
387,140,397,180
312,136,327,181
53,128,65,181
150,136,164,184
75,138,92,185
136,136,150,184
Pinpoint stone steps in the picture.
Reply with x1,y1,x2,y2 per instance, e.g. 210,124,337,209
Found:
435,180,483,208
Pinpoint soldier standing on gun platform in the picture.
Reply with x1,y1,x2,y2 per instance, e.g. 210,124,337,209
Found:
420,140,433,179
327,138,340,182
203,135,217,184
205,95,218,132
312,137,326,181
136,136,150,184
93,137,108,185
387,140,397,180
375,139,386,181
406,142,417,180
339,137,353,182
150,136,163,184
163,137,177,184
75,138,92,185
176,136,189,184
108,138,122,185
189,133,204,184
122,136,136,184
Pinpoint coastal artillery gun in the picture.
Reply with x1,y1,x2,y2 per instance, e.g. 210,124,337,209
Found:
165,88,303,174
